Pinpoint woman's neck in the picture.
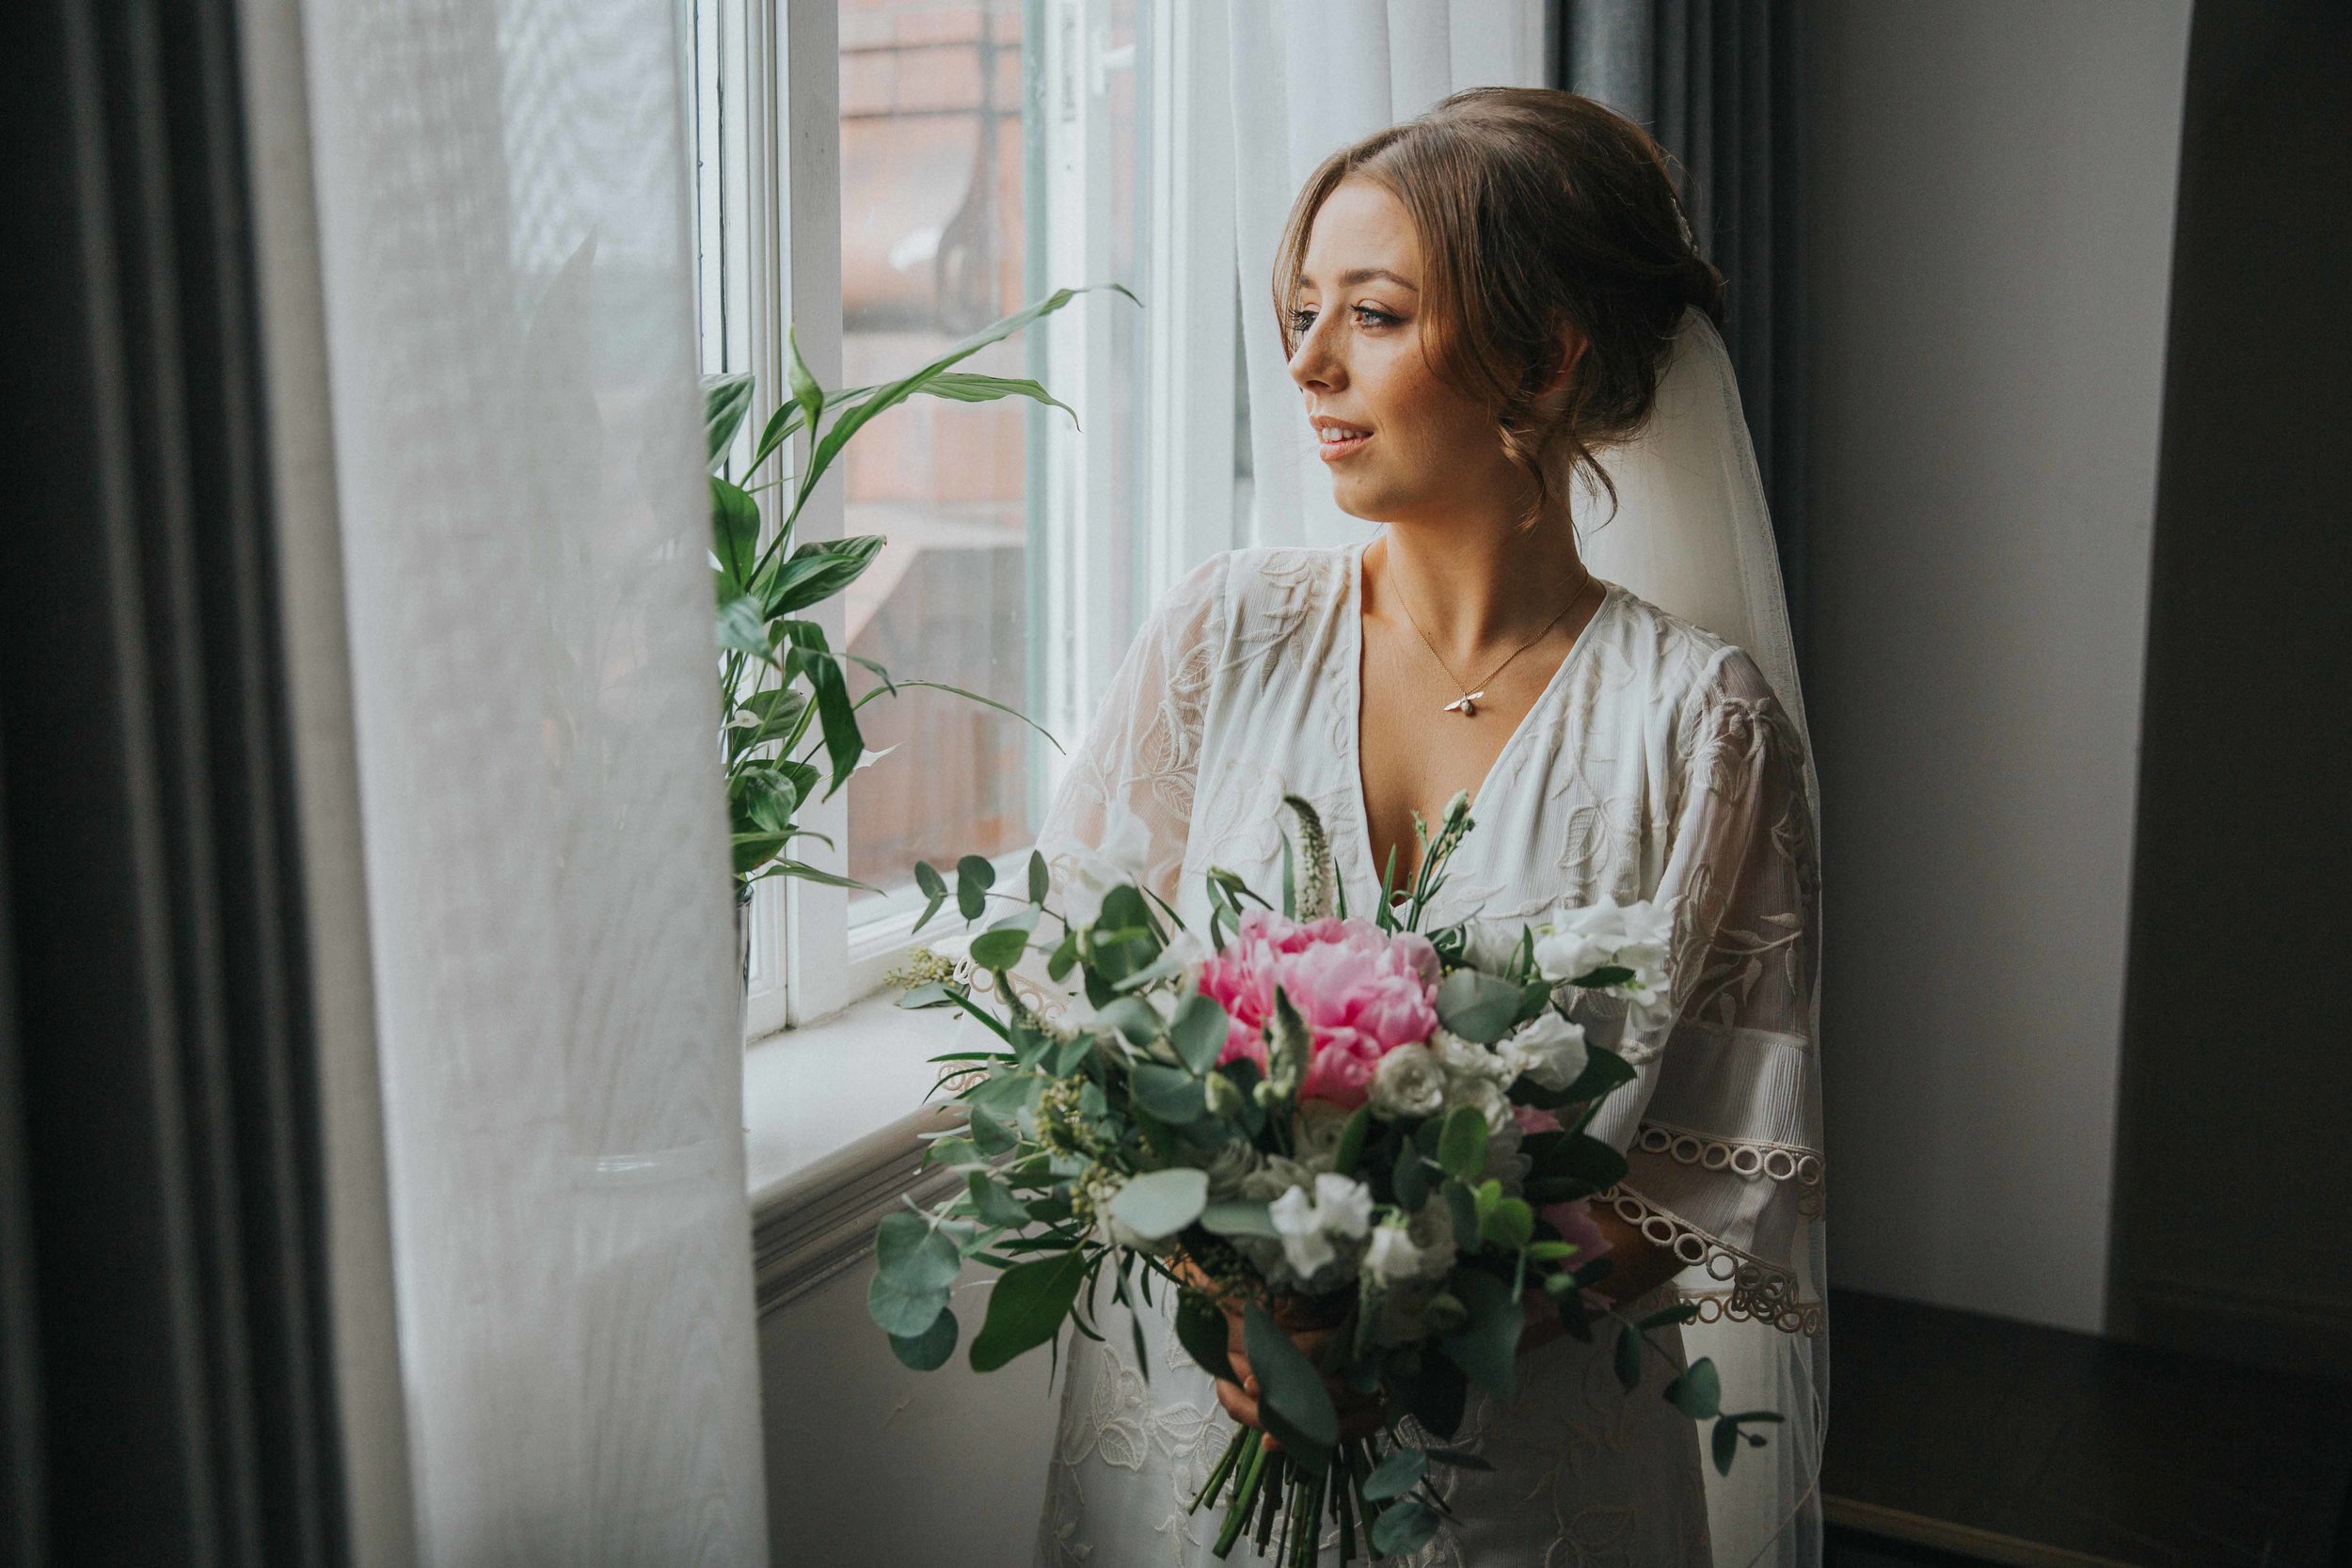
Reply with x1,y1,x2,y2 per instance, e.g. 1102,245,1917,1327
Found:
1363,512,1590,667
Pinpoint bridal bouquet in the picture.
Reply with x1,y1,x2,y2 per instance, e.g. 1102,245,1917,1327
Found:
870,794,1778,1563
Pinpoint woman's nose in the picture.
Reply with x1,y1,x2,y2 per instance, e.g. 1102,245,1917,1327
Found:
1288,317,1343,392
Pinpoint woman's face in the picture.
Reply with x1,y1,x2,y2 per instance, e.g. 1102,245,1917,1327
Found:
1287,178,1521,525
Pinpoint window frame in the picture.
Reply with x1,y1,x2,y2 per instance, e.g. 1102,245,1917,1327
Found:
691,0,1241,1055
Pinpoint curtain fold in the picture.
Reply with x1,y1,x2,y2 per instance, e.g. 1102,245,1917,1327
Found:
290,0,770,1559
1559,0,1808,657
1226,0,1551,550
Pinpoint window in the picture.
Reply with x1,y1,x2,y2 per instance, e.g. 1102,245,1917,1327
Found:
690,0,1239,1055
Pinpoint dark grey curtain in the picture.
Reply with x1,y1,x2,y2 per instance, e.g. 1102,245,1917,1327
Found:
1555,0,1807,659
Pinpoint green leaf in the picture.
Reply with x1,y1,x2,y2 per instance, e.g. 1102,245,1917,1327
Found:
867,1212,960,1337
1480,1196,1534,1253
1333,1105,1371,1178
730,766,801,834
1173,1292,1237,1383
776,624,863,792
1563,1044,1638,1103
1438,1272,1522,1404
1712,1415,1741,1476
795,284,1136,516
765,534,885,616
1129,1063,1206,1125
888,1307,959,1371
1392,1147,1431,1212
1368,1499,1439,1557
1437,1104,1490,1182
1243,1303,1338,1467
913,860,948,931
966,1171,1029,1228
966,1107,1016,1156
714,594,771,658
703,370,755,467
1199,1199,1276,1238
1435,968,1523,1045
906,370,1080,424
1614,1323,1643,1392
1665,1356,1722,1419
1105,1167,1209,1240
1092,994,1163,1046
785,325,825,465
1168,993,1230,1075
710,477,761,593
731,830,788,877
1027,849,1050,905
969,1250,1090,1371
956,854,996,921
1359,1447,1427,1502
968,912,1036,972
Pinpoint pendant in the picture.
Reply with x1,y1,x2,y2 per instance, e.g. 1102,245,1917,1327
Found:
1443,690,1485,717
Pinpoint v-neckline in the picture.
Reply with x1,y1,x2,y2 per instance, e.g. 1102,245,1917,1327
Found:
1338,536,1615,907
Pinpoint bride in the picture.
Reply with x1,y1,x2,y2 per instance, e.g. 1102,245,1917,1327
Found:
1028,88,1824,1567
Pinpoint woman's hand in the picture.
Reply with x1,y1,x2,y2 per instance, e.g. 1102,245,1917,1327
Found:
1210,1302,1386,1448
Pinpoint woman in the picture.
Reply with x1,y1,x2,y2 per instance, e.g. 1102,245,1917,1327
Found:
1030,88,1824,1568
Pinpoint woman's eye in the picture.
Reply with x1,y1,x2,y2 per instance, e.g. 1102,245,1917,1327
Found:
1288,308,1319,334
1352,305,1401,328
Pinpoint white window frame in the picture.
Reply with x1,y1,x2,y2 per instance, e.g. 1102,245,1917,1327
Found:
690,0,1240,1059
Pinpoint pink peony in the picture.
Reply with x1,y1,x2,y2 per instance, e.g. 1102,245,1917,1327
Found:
1196,909,1440,1108
1538,1197,1613,1270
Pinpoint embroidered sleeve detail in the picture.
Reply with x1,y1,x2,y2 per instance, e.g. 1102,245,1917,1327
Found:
1632,1123,1825,1216
1601,1184,1823,1336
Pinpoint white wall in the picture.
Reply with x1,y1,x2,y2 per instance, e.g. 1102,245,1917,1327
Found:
760,1260,1055,1568
1804,0,2192,1331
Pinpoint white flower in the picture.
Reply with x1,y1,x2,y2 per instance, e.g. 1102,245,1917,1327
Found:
1363,1220,1425,1287
1433,1030,1515,1089
1159,929,1208,975
1062,809,1155,928
1502,1010,1588,1092
1268,1185,1336,1277
1443,1076,1516,1135
1535,896,1675,1011
1368,1042,1447,1121
1185,1135,1263,1199
1292,1101,1355,1170
1313,1173,1375,1239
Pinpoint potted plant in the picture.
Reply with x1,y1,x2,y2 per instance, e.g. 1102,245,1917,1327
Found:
702,286,1129,978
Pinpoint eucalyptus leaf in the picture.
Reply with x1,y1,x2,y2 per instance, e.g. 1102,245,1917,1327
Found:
867,1212,959,1337
1359,1447,1427,1502
1332,1105,1371,1177
1369,1499,1439,1557
1168,992,1230,1075
966,1171,1030,1229
1438,1271,1522,1404
1129,1063,1206,1126
1199,1199,1276,1239
1435,968,1523,1045
887,1307,958,1371
1712,1415,1741,1476
969,921,1033,973
1105,1167,1209,1241
1437,1104,1489,1182
1027,849,1050,905
1666,1356,1722,1419
956,854,996,921
1173,1291,1237,1383
969,1251,1090,1372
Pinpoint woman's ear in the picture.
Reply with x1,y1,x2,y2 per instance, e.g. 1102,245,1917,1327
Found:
1529,324,1590,416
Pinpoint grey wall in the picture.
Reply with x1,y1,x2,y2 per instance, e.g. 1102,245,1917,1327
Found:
760,1261,1053,1568
2107,0,2352,1376
1804,0,2192,1331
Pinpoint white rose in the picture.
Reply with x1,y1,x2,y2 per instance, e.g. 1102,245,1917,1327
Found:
1292,1101,1355,1170
1363,1220,1425,1287
1444,1076,1515,1135
1185,1135,1263,1200
1238,1156,1317,1204
1434,1030,1515,1088
1268,1185,1336,1277
1502,1010,1589,1092
1368,1042,1447,1121
1312,1173,1375,1240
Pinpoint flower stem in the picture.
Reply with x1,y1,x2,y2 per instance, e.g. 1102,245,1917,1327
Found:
1214,1433,1270,1559
1195,1425,1248,1513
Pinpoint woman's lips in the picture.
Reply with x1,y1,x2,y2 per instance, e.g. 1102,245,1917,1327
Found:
1317,425,1372,462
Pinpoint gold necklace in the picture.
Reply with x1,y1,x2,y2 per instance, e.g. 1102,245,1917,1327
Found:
1387,565,1597,718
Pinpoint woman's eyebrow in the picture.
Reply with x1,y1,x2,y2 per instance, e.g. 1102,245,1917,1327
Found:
1295,267,1422,293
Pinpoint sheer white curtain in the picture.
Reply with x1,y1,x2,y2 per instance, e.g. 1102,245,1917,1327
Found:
288,0,769,1560
1226,0,1551,548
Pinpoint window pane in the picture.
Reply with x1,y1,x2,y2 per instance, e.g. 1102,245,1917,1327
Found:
838,0,1034,903
838,0,1156,914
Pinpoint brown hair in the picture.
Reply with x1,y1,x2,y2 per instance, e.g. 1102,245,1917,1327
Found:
1276,87,1722,523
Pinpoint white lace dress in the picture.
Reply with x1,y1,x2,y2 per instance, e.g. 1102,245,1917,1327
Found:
1029,542,1825,1568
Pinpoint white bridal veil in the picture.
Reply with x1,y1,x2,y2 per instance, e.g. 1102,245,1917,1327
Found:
1577,309,1827,1567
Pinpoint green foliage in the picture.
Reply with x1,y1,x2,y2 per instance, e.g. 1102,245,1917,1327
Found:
866,1212,959,1338
705,288,1124,898
969,1251,1090,1372
1243,1303,1338,1469
1105,1168,1209,1240
1435,967,1522,1044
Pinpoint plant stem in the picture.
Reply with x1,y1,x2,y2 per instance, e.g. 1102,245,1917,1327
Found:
1196,1424,1249,1513
1214,1434,1270,1559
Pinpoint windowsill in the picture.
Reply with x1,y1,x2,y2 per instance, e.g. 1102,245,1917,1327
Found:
744,986,965,1210
743,989,976,1316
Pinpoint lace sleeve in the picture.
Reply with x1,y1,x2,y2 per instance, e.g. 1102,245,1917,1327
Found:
1031,553,1229,910
1590,648,1824,1332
